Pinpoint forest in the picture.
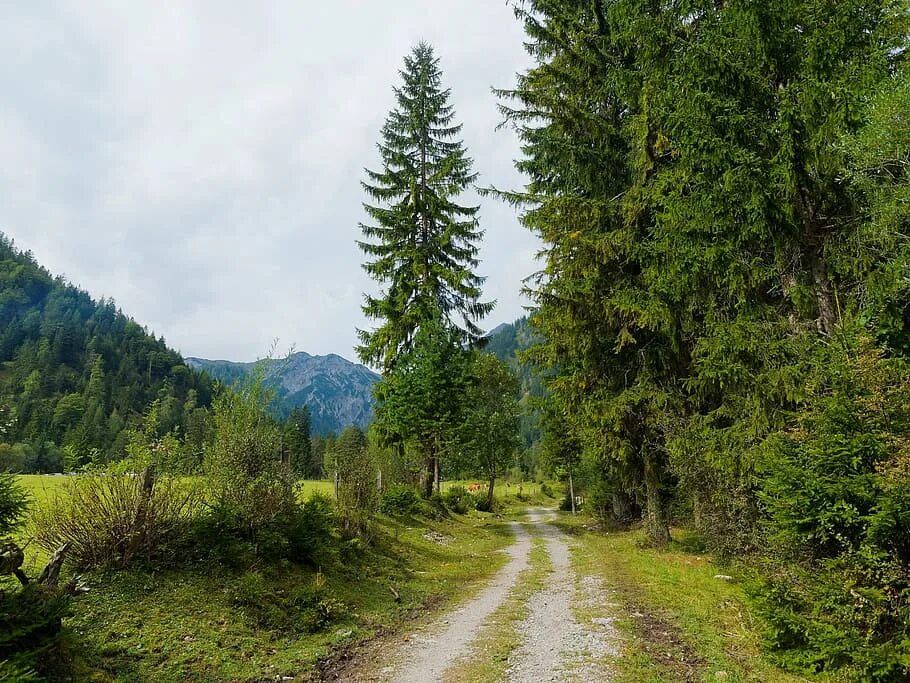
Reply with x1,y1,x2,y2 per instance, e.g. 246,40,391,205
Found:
2,1,909,682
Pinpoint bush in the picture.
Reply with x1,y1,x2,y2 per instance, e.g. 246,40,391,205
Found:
0,475,27,537
473,494,498,513
442,486,473,514
380,484,422,516
204,378,296,543
228,571,345,634
283,493,337,566
0,584,70,678
540,482,555,499
30,470,197,569
334,427,378,534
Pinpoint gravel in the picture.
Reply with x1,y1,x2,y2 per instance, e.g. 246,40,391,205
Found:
506,509,619,683
377,520,533,683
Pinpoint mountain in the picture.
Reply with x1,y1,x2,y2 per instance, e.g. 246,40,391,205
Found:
186,352,380,435
482,316,546,449
0,233,214,472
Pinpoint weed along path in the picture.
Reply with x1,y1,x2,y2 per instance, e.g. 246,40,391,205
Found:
343,510,619,682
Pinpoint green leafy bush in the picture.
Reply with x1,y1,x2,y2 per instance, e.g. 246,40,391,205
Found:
540,482,554,499
380,484,422,516
442,485,473,514
750,340,910,682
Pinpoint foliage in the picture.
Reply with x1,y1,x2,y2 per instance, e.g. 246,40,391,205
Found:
0,584,70,680
380,483,422,516
284,406,314,477
441,485,474,515
0,475,27,538
751,335,910,680
333,426,378,532
203,372,296,545
372,319,471,497
29,470,198,569
356,42,492,373
503,1,908,677
0,234,213,471
455,353,521,508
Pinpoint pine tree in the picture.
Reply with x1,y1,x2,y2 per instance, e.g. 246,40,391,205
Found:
357,43,493,372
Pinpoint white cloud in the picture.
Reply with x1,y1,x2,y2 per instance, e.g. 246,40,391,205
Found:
0,1,539,362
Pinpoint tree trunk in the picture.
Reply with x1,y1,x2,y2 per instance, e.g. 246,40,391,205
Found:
612,491,635,528
486,475,495,510
423,454,435,498
568,466,576,515
809,247,837,335
643,451,671,548
434,456,440,495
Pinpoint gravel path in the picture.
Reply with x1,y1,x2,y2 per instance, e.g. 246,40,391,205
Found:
506,509,619,682
375,520,532,683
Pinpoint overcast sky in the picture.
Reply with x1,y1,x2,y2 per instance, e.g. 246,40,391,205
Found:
0,1,539,363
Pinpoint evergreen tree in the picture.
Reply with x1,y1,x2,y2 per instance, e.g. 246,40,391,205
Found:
373,319,470,497
357,43,493,372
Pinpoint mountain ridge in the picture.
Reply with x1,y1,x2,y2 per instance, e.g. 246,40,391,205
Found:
186,352,380,436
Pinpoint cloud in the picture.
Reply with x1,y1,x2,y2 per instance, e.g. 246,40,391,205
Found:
0,0,539,362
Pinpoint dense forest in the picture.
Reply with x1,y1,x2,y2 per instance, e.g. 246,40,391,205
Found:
505,1,910,678
0,234,214,472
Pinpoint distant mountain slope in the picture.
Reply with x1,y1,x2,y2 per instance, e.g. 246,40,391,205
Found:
482,316,546,448
0,233,214,472
186,353,380,435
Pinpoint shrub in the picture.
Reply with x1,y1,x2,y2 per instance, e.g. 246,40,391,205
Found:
473,494,498,513
30,470,197,569
442,485,473,514
380,484,421,516
283,493,337,566
0,584,70,678
334,427,378,533
0,475,27,537
540,482,554,499
204,377,296,544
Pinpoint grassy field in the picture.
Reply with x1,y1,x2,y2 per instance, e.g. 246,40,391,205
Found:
11,474,517,681
556,517,817,683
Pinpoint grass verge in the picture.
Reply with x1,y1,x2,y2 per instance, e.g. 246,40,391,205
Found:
555,517,819,683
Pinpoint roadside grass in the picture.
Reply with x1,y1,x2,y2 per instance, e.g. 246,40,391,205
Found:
555,516,818,683
25,497,514,681
446,537,550,683
443,479,563,512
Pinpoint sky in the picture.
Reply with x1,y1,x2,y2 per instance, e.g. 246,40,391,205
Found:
0,1,540,363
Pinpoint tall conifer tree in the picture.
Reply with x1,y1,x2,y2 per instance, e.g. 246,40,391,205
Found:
357,43,493,373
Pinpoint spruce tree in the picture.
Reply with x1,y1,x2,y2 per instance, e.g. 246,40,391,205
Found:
357,43,493,372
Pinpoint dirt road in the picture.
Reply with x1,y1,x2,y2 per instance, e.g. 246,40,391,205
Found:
358,510,619,682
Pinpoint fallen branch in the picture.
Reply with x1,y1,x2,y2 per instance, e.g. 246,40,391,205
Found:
388,584,401,603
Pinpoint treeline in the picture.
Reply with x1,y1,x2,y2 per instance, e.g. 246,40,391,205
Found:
0,234,214,472
0,234,328,477
504,2,909,681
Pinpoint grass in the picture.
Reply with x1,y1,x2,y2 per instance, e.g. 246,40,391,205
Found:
10,474,517,682
556,516,817,683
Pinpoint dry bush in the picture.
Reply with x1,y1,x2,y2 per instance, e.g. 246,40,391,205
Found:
29,470,198,569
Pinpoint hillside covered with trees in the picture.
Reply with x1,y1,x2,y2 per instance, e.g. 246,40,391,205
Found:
0,234,214,472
